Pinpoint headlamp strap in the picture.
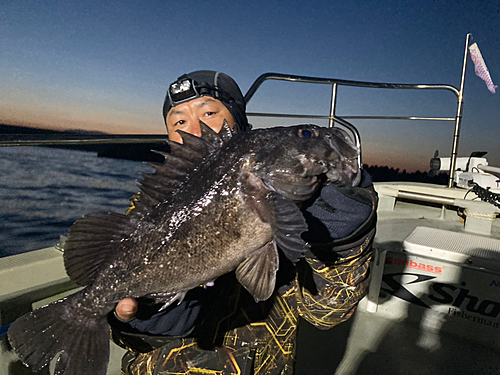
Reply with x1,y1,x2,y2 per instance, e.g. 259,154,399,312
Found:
198,82,233,103
169,75,233,106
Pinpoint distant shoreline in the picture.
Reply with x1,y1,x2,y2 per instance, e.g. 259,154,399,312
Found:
0,124,106,135
0,124,167,162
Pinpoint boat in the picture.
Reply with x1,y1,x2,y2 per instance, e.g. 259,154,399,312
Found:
1,33,499,374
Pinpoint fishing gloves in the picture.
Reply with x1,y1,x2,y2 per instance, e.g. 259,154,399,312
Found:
297,170,378,329
303,170,377,246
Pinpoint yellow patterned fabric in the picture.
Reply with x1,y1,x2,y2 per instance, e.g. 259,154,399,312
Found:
295,229,374,330
120,280,300,375
125,192,142,216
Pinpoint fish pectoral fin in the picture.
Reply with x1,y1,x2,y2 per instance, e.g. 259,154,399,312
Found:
142,291,186,310
271,192,310,264
236,241,279,303
158,292,187,311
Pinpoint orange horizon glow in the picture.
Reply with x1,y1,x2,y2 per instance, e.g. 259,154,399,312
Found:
0,108,167,135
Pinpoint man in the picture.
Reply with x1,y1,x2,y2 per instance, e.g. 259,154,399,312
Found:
110,71,378,375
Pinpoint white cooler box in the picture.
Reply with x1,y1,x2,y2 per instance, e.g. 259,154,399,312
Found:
367,226,500,346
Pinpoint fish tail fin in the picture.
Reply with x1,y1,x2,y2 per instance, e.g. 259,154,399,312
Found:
8,292,109,375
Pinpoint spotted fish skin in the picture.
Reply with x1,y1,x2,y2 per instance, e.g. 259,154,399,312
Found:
8,123,360,375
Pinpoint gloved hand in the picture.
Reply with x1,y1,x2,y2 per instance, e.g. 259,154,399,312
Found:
296,170,377,329
302,170,377,246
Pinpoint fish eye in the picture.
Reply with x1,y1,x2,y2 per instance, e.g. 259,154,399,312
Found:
298,128,315,138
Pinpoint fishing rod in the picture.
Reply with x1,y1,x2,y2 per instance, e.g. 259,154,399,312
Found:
0,134,169,147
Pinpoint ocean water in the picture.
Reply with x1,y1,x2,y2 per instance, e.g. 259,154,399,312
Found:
0,147,153,257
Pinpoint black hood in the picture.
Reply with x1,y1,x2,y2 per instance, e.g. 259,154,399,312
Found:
163,70,250,132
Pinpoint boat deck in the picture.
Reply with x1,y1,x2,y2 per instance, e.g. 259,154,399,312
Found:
295,304,499,375
2,182,500,374
294,182,500,375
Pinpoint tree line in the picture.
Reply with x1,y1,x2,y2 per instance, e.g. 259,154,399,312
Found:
363,164,448,185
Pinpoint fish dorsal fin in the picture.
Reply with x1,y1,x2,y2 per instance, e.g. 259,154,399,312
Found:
64,212,133,286
204,119,235,144
136,121,230,214
236,241,279,302
199,120,226,148
136,121,233,212
220,119,236,141
270,192,310,263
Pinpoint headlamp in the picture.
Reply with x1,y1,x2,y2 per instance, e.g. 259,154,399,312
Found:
167,76,233,108
167,77,201,106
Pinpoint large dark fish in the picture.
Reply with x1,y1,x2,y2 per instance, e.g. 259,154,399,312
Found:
8,123,360,375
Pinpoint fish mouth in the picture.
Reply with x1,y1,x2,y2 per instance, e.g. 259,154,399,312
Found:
250,125,362,201
299,150,361,188
325,158,361,187
323,128,361,187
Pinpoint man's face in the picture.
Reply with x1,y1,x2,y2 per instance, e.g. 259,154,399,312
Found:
166,96,235,143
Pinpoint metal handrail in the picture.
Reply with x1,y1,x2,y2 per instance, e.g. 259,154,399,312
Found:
244,72,460,103
246,113,457,122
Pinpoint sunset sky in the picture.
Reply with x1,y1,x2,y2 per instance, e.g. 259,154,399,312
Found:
1,0,499,172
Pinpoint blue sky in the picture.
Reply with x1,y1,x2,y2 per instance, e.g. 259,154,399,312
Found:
1,0,499,172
